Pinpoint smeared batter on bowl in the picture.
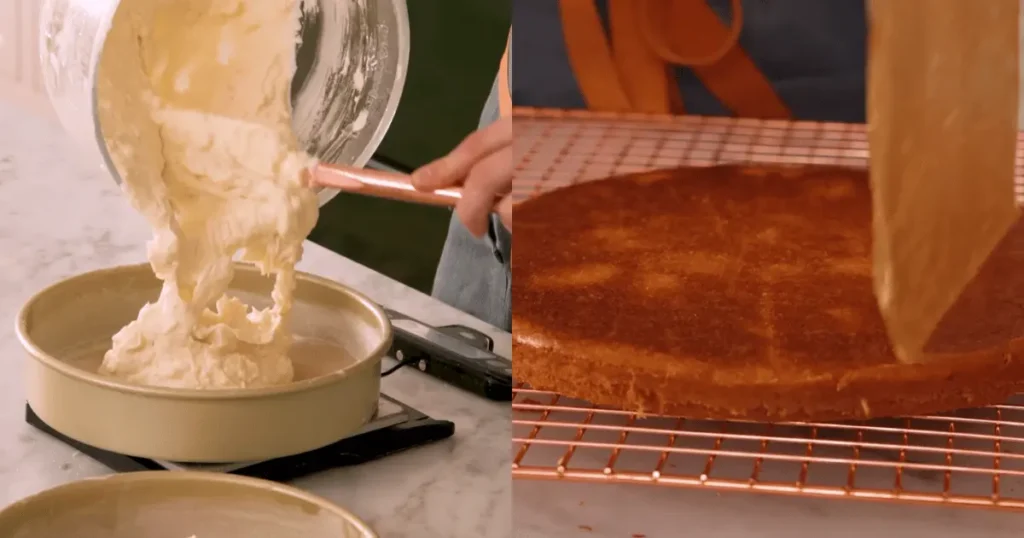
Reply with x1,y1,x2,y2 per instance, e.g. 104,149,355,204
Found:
94,0,319,389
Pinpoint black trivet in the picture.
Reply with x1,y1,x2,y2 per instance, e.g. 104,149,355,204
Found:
26,393,454,482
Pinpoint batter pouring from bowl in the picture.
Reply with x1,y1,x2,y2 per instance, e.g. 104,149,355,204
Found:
93,0,319,389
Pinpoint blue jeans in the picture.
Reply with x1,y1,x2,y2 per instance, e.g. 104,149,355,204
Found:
431,77,512,331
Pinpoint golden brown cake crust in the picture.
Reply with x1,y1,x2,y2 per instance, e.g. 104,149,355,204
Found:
512,165,1024,421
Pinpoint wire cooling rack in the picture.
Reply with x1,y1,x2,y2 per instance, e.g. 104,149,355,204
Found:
511,107,1024,202
510,107,1024,511
513,387,1024,510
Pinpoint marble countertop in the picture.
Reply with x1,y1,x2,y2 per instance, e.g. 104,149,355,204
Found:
0,101,509,538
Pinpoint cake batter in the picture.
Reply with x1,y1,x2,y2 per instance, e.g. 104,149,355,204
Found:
93,0,319,389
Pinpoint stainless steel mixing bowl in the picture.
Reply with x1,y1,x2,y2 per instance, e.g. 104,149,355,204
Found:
39,0,409,206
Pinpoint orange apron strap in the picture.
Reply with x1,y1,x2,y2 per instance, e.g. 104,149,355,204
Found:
560,0,790,119
498,32,512,117
639,0,790,119
558,0,632,112
607,0,676,114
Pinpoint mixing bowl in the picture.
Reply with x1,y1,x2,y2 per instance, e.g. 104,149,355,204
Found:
16,263,392,463
39,0,409,206
0,471,377,538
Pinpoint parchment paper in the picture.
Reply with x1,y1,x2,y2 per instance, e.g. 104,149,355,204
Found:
867,0,1021,363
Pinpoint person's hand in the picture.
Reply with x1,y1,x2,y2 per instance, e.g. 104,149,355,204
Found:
411,117,512,238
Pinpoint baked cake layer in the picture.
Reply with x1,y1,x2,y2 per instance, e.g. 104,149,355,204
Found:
512,165,1024,421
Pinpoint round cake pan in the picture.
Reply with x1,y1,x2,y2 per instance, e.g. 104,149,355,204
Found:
0,471,377,537
16,263,391,463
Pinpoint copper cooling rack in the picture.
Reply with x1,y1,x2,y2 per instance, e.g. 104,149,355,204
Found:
510,107,1024,511
512,107,1024,201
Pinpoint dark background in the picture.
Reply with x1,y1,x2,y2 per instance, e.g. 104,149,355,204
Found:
309,2,511,294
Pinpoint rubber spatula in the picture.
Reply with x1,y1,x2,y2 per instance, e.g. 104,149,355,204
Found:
867,0,1021,363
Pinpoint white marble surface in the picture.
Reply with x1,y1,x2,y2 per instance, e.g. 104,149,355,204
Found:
0,101,510,538
515,480,1024,537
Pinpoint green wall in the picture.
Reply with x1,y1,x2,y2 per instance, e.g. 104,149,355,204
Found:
309,1,510,294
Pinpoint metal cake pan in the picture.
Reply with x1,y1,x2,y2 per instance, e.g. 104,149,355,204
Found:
0,471,377,537
16,263,391,463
